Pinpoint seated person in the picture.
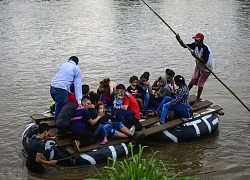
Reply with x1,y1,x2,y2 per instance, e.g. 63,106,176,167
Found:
154,75,193,124
114,84,143,131
127,75,146,109
97,78,117,116
94,103,145,145
150,76,171,110
69,96,105,152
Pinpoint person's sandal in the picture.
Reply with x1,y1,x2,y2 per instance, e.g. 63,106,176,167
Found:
100,140,108,145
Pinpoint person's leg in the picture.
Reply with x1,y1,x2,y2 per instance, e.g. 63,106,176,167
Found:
50,87,68,121
124,110,142,131
112,122,144,140
115,110,128,127
71,130,98,147
188,67,200,91
159,103,170,122
142,93,150,111
154,96,173,112
193,71,211,107
193,87,203,107
27,162,45,173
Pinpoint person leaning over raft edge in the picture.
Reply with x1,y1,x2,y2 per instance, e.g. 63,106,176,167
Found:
26,123,58,173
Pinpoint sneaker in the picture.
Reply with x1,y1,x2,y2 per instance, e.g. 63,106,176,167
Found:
141,110,147,119
73,140,81,152
132,133,145,140
130,125,135,133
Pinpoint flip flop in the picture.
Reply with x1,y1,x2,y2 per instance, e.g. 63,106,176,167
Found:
100,140,108,145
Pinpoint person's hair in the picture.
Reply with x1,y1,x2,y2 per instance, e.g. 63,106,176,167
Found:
69,56,79,65
81,95,91,102
116,88,125,97
174,75,185,86
89,91,100,105
38,123,50,134
140,72,150,80
116,84,126,90
158,76,162,81
99,78,110,90
70,83,75,93
82,84,89,94
166,69,175,78
129,75,138,83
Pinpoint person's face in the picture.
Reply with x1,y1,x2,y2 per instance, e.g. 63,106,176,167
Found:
99,85,107,92
131,80,138,86
140,78,148,85
158,80,163,87
82,99,92,109
98,105,105,113
117,93,124,100
194,39,202,47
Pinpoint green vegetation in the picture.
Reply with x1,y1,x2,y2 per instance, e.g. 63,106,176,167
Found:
92,143,199,180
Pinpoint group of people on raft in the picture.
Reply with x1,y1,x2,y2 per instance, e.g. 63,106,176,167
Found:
50,68,194,152
26,32,214,173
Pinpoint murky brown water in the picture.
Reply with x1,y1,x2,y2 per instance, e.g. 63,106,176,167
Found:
0,0,249,179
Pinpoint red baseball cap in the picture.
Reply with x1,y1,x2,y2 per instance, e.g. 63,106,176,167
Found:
193,33,204,40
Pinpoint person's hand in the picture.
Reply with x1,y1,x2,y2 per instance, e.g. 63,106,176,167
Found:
191,50,198,58
98,111,105,118
49,160,57,166
50,137,58,141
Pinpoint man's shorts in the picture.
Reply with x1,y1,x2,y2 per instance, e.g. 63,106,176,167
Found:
189,67,211,87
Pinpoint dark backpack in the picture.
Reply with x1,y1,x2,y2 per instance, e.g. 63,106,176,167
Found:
56,102,78,129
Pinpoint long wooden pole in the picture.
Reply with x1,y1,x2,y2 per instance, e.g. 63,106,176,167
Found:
142,0,250,112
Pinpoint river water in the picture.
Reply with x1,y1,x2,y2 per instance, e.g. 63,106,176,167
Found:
0,0,249,179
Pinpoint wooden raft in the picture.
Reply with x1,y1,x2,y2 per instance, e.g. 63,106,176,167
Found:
31,95,223,155
53,100,223,155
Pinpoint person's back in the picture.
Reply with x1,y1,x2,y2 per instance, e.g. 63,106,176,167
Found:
50,56,82,122
70,107,90,134
26,136,46,173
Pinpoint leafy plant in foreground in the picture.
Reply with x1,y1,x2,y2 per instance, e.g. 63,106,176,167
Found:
96,143,199,180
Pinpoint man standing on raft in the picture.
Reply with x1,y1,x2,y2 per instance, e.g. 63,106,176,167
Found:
176,33,214,107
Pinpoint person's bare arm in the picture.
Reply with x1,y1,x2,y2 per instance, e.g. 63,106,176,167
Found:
36,153,57,165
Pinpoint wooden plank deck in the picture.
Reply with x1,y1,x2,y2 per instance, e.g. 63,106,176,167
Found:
32,95,224,156
54,104,223,155
43,99,214,129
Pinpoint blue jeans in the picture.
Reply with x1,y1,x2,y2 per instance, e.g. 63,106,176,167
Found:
115,110,142,131
155,96,174,112
95,122,124,137
50,86,68,121
142,93,151,111
160,103,192,122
